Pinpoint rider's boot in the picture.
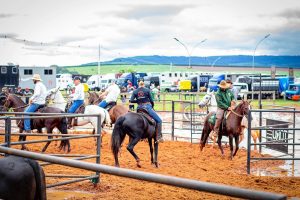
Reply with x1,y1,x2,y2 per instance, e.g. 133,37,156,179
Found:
155,123,164,143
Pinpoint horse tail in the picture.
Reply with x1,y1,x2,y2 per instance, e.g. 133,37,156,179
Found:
200,113,213,151
27,158,47,200
111,116,126,159
103,109,111,125
60,111,68,135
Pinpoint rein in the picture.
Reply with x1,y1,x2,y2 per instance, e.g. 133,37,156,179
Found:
9,104,29,111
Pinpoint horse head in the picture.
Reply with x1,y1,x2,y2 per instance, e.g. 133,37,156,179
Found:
238,100,251,118
2,94,16,111
198,91,214,108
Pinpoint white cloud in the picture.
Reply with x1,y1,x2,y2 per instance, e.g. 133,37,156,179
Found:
0,0,299,66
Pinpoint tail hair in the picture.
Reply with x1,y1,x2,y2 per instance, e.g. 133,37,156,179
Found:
111,116,126,158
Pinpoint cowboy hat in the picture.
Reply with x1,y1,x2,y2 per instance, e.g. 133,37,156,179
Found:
31,74,42,81
218,80,229,89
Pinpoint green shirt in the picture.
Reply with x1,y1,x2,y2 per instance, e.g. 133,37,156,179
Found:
215,88,234,110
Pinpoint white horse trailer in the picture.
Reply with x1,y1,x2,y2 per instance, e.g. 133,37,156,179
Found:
19,65,56,91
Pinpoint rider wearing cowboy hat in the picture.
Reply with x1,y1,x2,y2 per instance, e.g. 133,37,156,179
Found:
24,74,47,133
68,76,85,113
212,80,235,137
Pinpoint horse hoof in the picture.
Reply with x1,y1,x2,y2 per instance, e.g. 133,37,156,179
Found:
154,162,159,168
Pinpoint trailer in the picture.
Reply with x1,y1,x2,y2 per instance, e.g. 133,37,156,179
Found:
19,65,56,91
0,64,19,90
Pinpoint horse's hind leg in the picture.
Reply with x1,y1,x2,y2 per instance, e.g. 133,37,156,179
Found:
233,135,239,157
41,127,53,152
154,139,159,168
229,135,234,160
217,134,224,156
126,137,141,168
148,138,154,165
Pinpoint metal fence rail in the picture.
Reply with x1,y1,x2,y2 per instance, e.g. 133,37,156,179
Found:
247,109,299,174
0,111,103,186
0,146,286,200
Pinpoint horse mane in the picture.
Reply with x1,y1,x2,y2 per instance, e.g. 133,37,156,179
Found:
9,94,26,106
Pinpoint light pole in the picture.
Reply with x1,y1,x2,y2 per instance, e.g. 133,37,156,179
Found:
252,34,270,70
173,38,207,69
211,57,222,68
98,44,101,75
251,34,270,101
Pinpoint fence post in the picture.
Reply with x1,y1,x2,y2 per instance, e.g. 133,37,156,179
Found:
94,114,102,184
292,108,296,159
247,110,252,174
190,102,193,143
171,101,175,141
4,117,11,157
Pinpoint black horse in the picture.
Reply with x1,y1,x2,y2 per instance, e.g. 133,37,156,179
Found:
111,112,158,168
0,156,46,200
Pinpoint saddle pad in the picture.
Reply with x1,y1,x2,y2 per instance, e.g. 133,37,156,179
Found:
208,114,216,125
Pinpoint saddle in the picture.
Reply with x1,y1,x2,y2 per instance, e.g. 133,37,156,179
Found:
208,111,228,130
105,101,117,112
75,104,85,113
137,108,156,126
36,104,46,112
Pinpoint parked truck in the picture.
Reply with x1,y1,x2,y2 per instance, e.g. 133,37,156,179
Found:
116,72,147,88
208,74,226,91
190,74,212,92
285,83,300,99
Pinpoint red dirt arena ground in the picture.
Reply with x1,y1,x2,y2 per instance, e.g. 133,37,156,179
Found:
1,132,300,200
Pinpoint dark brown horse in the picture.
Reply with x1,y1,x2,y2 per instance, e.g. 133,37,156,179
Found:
87,91,128,124
2,94,70,152
200,100,251,159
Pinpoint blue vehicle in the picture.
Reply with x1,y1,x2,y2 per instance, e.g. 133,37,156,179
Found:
278,77,293,95
285,83,300,99
116,72,147,88
208,74,225,91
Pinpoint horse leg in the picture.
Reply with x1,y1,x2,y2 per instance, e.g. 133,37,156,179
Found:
148,138,154,165
126,137,142,168
154,139,159,168
239,127,245,144
217,134,224,156
229,135,234,160
41,127,53,153
252,130,258,151
233,135,239,157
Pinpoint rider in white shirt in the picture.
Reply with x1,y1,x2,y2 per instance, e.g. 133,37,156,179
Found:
98,81,120,108
24,74,47,133
68,76,85,113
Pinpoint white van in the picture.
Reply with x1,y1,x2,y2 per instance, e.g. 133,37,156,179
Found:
56,74,73,90
100,74,116,90
87,75,102,91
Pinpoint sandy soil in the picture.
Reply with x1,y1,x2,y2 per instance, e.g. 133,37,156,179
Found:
1,132,299,200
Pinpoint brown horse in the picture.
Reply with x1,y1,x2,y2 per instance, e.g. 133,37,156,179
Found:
2,94,70,152
87,91,128,124
200,100,251,159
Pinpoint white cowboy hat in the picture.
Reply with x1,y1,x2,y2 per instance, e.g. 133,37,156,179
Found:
31,74,42,81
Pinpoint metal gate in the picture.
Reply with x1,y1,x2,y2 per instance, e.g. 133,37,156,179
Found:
171,100,207,143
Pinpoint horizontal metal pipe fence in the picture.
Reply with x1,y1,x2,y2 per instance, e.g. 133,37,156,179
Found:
0,146,286,200
0,112,103,187
247,109,299,174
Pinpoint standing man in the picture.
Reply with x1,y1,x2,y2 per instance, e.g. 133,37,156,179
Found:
24,74,47,133
226,79,239,100
212,80,235,137
130,81,163,143
98,80,120,109
68,76,85,113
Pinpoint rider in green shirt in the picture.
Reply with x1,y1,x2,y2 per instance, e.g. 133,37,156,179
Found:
213,80,235,137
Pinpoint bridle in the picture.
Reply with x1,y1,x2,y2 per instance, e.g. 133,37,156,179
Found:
230,101,249,118
3,95,29,111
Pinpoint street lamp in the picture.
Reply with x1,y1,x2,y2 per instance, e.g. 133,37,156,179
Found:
174,38,207,68
211,57,222,68
252,34,270,70
251,34,270,101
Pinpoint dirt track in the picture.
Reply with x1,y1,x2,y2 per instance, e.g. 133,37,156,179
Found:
2,131,299,200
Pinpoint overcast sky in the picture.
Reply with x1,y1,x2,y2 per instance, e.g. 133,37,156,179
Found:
0,0,299,66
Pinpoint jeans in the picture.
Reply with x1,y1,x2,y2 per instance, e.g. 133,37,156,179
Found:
24,103,40,131
98,100,108,108
138,104,162,124
68,100,84,113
